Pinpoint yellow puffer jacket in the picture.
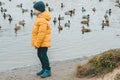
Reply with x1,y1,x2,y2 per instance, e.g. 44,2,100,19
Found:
32,10,51,48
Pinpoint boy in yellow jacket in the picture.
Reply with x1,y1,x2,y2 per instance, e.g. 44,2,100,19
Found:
32,1,51,78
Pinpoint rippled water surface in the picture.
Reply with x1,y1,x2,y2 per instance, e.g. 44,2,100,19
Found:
0,0,120,72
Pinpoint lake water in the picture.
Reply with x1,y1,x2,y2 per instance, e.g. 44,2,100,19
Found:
0,0,120,72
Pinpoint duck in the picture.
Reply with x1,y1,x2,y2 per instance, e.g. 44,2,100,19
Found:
81,19,89,26
3,13,6,19
22,8,28,13
8,15,13,23
16,3,22,8
116,0,119,3
82,7,86,13
1,7,7,12
108,9,112,15
69,9,75,16
19,20,25,26
104,14,109,20
0,25,1,30
102,20,105,30
0,7,6,13
115,3,120,8
30,10,34,18
82,14,90,19
99,0,103,2
116,34,120,36
58,25,63,32
0,1,2,6
58,15,64,21
30,10,33,13
53,17,57,25
65,9,75,16
14,24,21,34
3,9,7,12
81,26,91,34
65,20,70,28
65,11,71,15
61,3,64,8
33,1,36,4
105,19,109,26
58,15,63,33
46,3,49,7
1,7,3,12
102,20,109,27
92,7,96,13
48,7,53,12
0,1,5,6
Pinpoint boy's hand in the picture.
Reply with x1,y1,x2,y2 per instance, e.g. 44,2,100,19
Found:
35,47,37,49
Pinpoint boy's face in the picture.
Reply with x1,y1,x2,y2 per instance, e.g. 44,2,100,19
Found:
34,9,41,15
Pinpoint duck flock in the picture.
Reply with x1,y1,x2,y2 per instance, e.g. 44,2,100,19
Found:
0,0,120,72
0,0,35,35
0,0,120,36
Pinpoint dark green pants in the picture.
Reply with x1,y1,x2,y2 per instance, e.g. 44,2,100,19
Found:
37,47,50,70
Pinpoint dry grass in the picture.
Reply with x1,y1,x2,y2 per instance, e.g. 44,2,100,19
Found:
76,49,120,78
114,73,120,80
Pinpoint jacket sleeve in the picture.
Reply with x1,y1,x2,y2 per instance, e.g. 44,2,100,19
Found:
31,28,37,46
34,21,47,48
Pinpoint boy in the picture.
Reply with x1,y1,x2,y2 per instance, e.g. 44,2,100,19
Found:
32,1,51,78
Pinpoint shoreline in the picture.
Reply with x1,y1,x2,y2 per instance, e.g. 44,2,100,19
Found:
0,55,120,80
0,55,92,73
0,56,91,80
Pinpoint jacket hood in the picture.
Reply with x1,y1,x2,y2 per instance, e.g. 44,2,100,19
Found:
38,10,51,21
